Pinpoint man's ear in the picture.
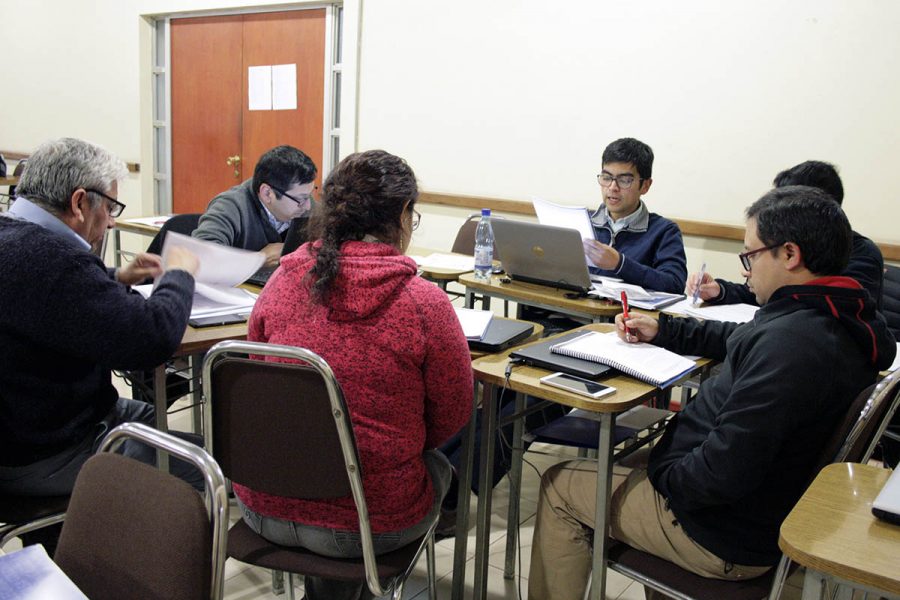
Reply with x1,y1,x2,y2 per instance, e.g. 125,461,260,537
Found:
782,241,804,271
640,178,653,195
68,189,89,223
258,184,273,206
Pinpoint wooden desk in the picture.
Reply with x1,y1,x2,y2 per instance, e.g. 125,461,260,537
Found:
458,323,711,600
779,463,900,599
0,176,18,186
459,272,622,322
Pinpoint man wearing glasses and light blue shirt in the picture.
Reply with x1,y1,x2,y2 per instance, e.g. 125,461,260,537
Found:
584,137,687,294
193,144,317,267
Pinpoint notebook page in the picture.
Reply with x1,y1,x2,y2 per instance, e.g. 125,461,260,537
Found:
551,331,695,387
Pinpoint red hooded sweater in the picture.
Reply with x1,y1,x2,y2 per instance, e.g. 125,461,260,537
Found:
234,240,473,532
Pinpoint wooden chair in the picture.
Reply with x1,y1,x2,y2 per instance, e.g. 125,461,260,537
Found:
202,340,439,600
604,370,900,600
53,422,229,600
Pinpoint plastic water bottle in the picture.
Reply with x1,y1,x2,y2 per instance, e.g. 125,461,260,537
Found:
474,208,494,282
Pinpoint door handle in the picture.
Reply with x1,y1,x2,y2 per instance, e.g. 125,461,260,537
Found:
225,155,241,178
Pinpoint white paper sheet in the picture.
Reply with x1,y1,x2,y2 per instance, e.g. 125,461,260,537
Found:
411,253,475,271
272,64,297,110
248,65,272,111
160,232,265,287
454,307,493,339
531,196,596,242
684,303,759,324
0,545,88,599
888,343,900,371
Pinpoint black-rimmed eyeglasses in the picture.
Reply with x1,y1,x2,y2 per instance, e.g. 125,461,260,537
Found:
411,209,421,231
738,243,782,271
267,183,316,206
85,188,126,217
597,173,641,190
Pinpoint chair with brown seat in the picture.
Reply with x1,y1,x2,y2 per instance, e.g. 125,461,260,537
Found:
603,370,900,600
52,422,229,600
202,339,439,600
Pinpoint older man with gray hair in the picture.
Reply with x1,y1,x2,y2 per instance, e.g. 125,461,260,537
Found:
0,138,201,512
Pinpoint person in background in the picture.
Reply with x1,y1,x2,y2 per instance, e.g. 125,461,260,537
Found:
585,137,687,293
0,138,202,550
687,160,884,308
528,186,895,600
236,149,473,600
193,145,317,267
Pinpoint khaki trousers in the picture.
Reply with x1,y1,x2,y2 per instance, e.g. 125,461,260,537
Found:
528,457,770,600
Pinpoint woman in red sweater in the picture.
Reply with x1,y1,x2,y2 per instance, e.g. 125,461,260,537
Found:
235,150,473,599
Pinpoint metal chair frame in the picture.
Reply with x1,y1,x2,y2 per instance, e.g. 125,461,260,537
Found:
202,340,438,600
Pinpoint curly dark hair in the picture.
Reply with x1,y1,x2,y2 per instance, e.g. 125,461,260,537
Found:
306,150,418,302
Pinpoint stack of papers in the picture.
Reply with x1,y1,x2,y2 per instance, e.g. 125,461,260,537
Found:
134,232,264,319
410,253,475,272
684,303,759,323
589,278,685,310
454,307,493,339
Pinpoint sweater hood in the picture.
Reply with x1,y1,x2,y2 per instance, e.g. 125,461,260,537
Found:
769,276,896,370
287,240,418,321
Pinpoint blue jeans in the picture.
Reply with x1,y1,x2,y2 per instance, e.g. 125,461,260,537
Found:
237,449,451,600
0,397,204,496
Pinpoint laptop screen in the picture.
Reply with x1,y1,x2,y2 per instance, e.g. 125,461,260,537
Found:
492,220,593,292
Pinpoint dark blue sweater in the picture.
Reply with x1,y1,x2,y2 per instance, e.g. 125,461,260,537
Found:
0,216,194,466
590,211,687,294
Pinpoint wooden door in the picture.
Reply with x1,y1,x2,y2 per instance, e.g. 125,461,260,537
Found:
171,10,326,215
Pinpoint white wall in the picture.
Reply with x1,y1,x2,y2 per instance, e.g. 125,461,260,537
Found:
2,0,898,277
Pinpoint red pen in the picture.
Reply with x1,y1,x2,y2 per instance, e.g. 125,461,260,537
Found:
620,291,632,338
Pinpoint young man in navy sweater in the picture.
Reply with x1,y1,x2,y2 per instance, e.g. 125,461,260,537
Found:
584,138,687,293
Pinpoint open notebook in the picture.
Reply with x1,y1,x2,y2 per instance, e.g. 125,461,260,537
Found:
550,331,695,387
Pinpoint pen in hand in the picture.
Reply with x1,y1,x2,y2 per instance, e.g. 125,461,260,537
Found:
692,262,707,306
621,291,632,339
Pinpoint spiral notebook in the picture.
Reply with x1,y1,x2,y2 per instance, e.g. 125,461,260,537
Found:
550,331,695,388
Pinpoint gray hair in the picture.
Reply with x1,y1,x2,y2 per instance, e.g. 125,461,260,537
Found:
16,138,128,215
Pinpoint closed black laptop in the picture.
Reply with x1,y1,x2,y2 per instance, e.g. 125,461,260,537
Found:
510,331,613,379
468,319,534,353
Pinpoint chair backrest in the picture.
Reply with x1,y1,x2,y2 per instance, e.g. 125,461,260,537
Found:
882,265,900,340
202,340,392,594
53,423,229,600
146,213,202,256
451,212,502,259
834,370,900,463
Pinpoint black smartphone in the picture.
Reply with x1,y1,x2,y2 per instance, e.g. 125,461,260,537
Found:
188,313,249,328
539,372,616,399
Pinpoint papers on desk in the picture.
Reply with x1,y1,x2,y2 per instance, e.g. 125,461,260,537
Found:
589,278,685,310
409,253,475,272
454,307,493,339
0,545,88,599
121,215,172,228
684,303,759,323
136,232,264,319
551,331,696,388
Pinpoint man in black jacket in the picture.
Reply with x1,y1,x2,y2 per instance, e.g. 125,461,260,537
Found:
528,186,896,600
687,160,884,309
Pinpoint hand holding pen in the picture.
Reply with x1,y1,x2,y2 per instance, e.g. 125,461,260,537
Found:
616,294,660,343
686,264,721,303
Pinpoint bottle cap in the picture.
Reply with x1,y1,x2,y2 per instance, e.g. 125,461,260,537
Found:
481,208,491,216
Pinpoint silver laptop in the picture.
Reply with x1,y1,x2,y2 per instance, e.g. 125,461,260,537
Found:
872,464,900,525
492,220,593,293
